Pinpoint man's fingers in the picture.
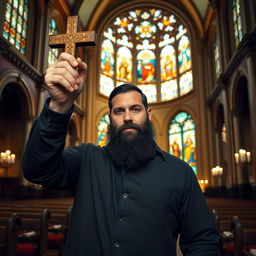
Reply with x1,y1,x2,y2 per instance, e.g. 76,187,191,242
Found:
77,59,87,73
46,62,80,87
46,74,76,92
45,66,79,91
58,52,78,68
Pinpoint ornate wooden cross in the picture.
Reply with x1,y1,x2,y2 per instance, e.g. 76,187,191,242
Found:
48,16,96,56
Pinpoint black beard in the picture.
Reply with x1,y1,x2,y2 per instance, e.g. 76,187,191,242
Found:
106,118,156,170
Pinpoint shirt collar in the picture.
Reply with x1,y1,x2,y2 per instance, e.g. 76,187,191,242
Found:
155,145,166,161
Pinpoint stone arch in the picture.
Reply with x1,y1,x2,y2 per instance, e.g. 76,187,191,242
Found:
0,70,35,178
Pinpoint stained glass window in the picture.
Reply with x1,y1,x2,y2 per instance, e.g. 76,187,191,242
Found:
97,114,110,147
48,18,60,64
100,8,193,102
3,0,29,54
232,0,243,47
169,112,197,174
214,37,221,77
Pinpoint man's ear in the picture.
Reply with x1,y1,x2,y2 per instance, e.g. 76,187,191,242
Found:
147,108,152,120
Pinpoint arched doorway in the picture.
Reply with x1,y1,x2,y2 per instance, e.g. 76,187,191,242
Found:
0,80,32,199
232,76,252,198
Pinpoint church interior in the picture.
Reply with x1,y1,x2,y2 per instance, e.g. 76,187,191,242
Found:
0,0,256,255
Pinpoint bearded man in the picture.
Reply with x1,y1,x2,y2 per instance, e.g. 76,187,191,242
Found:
22,53,220,256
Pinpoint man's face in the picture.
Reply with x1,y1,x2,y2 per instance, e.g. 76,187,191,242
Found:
109,91,151,137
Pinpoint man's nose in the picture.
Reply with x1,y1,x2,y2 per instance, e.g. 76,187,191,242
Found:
124,110,132,123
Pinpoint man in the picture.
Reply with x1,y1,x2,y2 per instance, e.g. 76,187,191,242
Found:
22,53,220,256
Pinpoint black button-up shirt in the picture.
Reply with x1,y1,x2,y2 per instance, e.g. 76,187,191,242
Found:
22,100,220,256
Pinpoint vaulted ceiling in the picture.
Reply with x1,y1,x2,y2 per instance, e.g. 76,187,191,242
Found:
65,0,210,29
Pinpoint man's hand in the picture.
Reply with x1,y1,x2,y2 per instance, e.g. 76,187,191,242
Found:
44,52,87,113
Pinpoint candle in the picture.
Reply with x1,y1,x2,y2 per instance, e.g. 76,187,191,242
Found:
6,150,11,156
10,154,15,164
234,153,239,164
246,152,251,162
239,149,246,162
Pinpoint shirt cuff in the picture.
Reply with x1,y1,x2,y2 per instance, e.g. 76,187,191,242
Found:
40,98,74,131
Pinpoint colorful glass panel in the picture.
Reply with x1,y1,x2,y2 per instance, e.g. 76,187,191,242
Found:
180,71,193,96
97,114,110,147
116,46,132,82
3,0,28,54
214,38,221,77
137,84,157,103
169,112,197,174
161,80,178,101
101,39,115,77
160,45,176,81
100,74,115,96
232,0,243,46
100,7,192,102
48,18,60,64
137,50,156,84
178,35,191,74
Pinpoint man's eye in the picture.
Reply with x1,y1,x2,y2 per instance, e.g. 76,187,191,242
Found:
115,109,123,115
132,108,141,112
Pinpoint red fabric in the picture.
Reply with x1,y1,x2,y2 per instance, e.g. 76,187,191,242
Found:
17,243,36,256
223,243,234,256
244,245,256,250
48,233,64,247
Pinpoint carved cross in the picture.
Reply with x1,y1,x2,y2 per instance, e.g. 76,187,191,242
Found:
48,16,96,56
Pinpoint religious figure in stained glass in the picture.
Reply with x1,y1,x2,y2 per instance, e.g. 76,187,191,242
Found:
184,134,196,166
116,46,132,82
178,35,191,74
97,114,110,147
100,7,193,102
170,137,180,158
137,50,156,84
161,45,176,80
101,39,114,77
3,0,28,54
118,57,129,80
169,112,197,174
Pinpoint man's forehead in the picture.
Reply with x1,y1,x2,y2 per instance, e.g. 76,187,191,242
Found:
111,91,143,108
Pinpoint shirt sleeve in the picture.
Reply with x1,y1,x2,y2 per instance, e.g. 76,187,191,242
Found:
178,165,221,256
22,98,82,192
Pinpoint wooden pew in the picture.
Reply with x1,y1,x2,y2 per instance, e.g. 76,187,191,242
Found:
0,213,20,256
0,208,68,256
232,216,256,256
212,209,256,256
0,209,50,256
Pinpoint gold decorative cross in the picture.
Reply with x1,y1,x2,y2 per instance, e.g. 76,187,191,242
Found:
48,16,96,56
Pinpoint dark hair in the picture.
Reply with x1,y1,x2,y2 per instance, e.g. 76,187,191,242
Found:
108,84,148,110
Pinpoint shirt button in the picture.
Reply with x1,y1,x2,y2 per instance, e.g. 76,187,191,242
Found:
114,242,120,248
122,193,128,199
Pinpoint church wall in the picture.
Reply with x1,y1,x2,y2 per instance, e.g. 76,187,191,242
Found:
205,0,256,199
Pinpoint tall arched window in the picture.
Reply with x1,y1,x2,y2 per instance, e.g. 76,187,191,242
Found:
100,7,193,103
3,0,29,54
97,114,110,147
169,112,197,174
232,0,243,47
48,18,60,64
214,37,221,78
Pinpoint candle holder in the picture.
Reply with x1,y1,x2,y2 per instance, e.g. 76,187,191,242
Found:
211,166,223,176
0,150,16,176
198,179,208,193
211,166,223,187
234,149,251,165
